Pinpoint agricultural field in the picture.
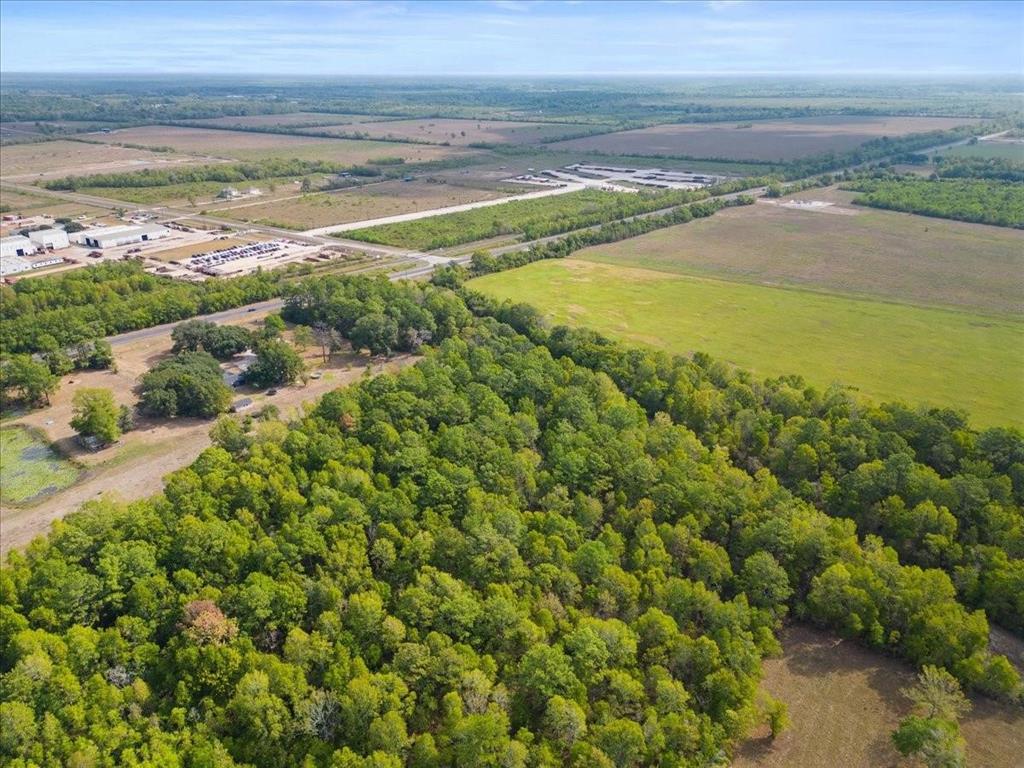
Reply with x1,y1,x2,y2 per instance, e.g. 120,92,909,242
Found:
89,125,467,164
574,188,1024,314
0,139,199,180
550,115,980,161
317,117,600,145
218,180,510,230
0,426,81,506
470,258,1024,427
184,112,387,129
732,625,1024,768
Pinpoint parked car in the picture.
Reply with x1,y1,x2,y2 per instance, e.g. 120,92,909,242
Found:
266,388,278,396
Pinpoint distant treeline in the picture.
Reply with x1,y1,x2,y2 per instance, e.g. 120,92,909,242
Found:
844,177,1024,228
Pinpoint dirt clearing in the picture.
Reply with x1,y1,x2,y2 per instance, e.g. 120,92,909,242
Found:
732,624,1024,768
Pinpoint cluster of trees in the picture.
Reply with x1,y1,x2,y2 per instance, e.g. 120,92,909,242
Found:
345,188,716,251
139,351,233,418
0,276,1019,768
844,177,1024,228
70,387,133,446
1,337,115,408
934,156,1024,183
0,262,282,355
282,275,465,357
478,296,1024,639
172,320,253,360
892,665,972,768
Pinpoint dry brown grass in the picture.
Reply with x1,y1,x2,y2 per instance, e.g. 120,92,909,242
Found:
89,126,467,164
732,625,1024,768
550,116,980,161
0,140,198,180
318,118,595,146
219,180,506,229
575,187,1024,315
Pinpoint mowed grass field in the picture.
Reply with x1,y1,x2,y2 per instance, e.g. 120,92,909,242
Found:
575,190,1024,315
470,259,1024,427
90,126,466,164
550,115,979,161
732,625,1024,768
320,117,599,146
219,180,508,230
0,426,81,506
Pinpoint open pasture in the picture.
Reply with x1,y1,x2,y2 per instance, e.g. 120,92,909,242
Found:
549,115,980,161
470,258,1024,427
89,126,466,164
732,625,1024,768
0,139,198,180
936,138,1024,161
575,188,1024,315
319,118,599,146
219,180,508,230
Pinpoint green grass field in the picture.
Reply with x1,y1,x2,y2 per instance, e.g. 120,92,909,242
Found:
935,142,1024,161
470,259,1024,428
0,427,81,505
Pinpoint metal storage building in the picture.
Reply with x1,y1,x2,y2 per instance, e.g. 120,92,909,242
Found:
0,235,33,259
28,228,70,250
78,224,171,249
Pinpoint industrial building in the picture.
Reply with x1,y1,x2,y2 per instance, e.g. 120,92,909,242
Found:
0,254,33,277
77,224,171,249
28,228,70,251
0,235,33,259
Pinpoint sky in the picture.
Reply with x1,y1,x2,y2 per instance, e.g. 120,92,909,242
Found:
1,0,1021,77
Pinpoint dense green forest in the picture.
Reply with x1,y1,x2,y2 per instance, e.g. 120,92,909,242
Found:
934,156,1024,182
0,263,283,355
844,177,1024,228
1,275,1020,767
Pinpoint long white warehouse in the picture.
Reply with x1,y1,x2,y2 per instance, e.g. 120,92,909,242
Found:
77,224,170,249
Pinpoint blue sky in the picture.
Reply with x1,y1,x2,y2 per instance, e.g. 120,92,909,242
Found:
1,0,1021,76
